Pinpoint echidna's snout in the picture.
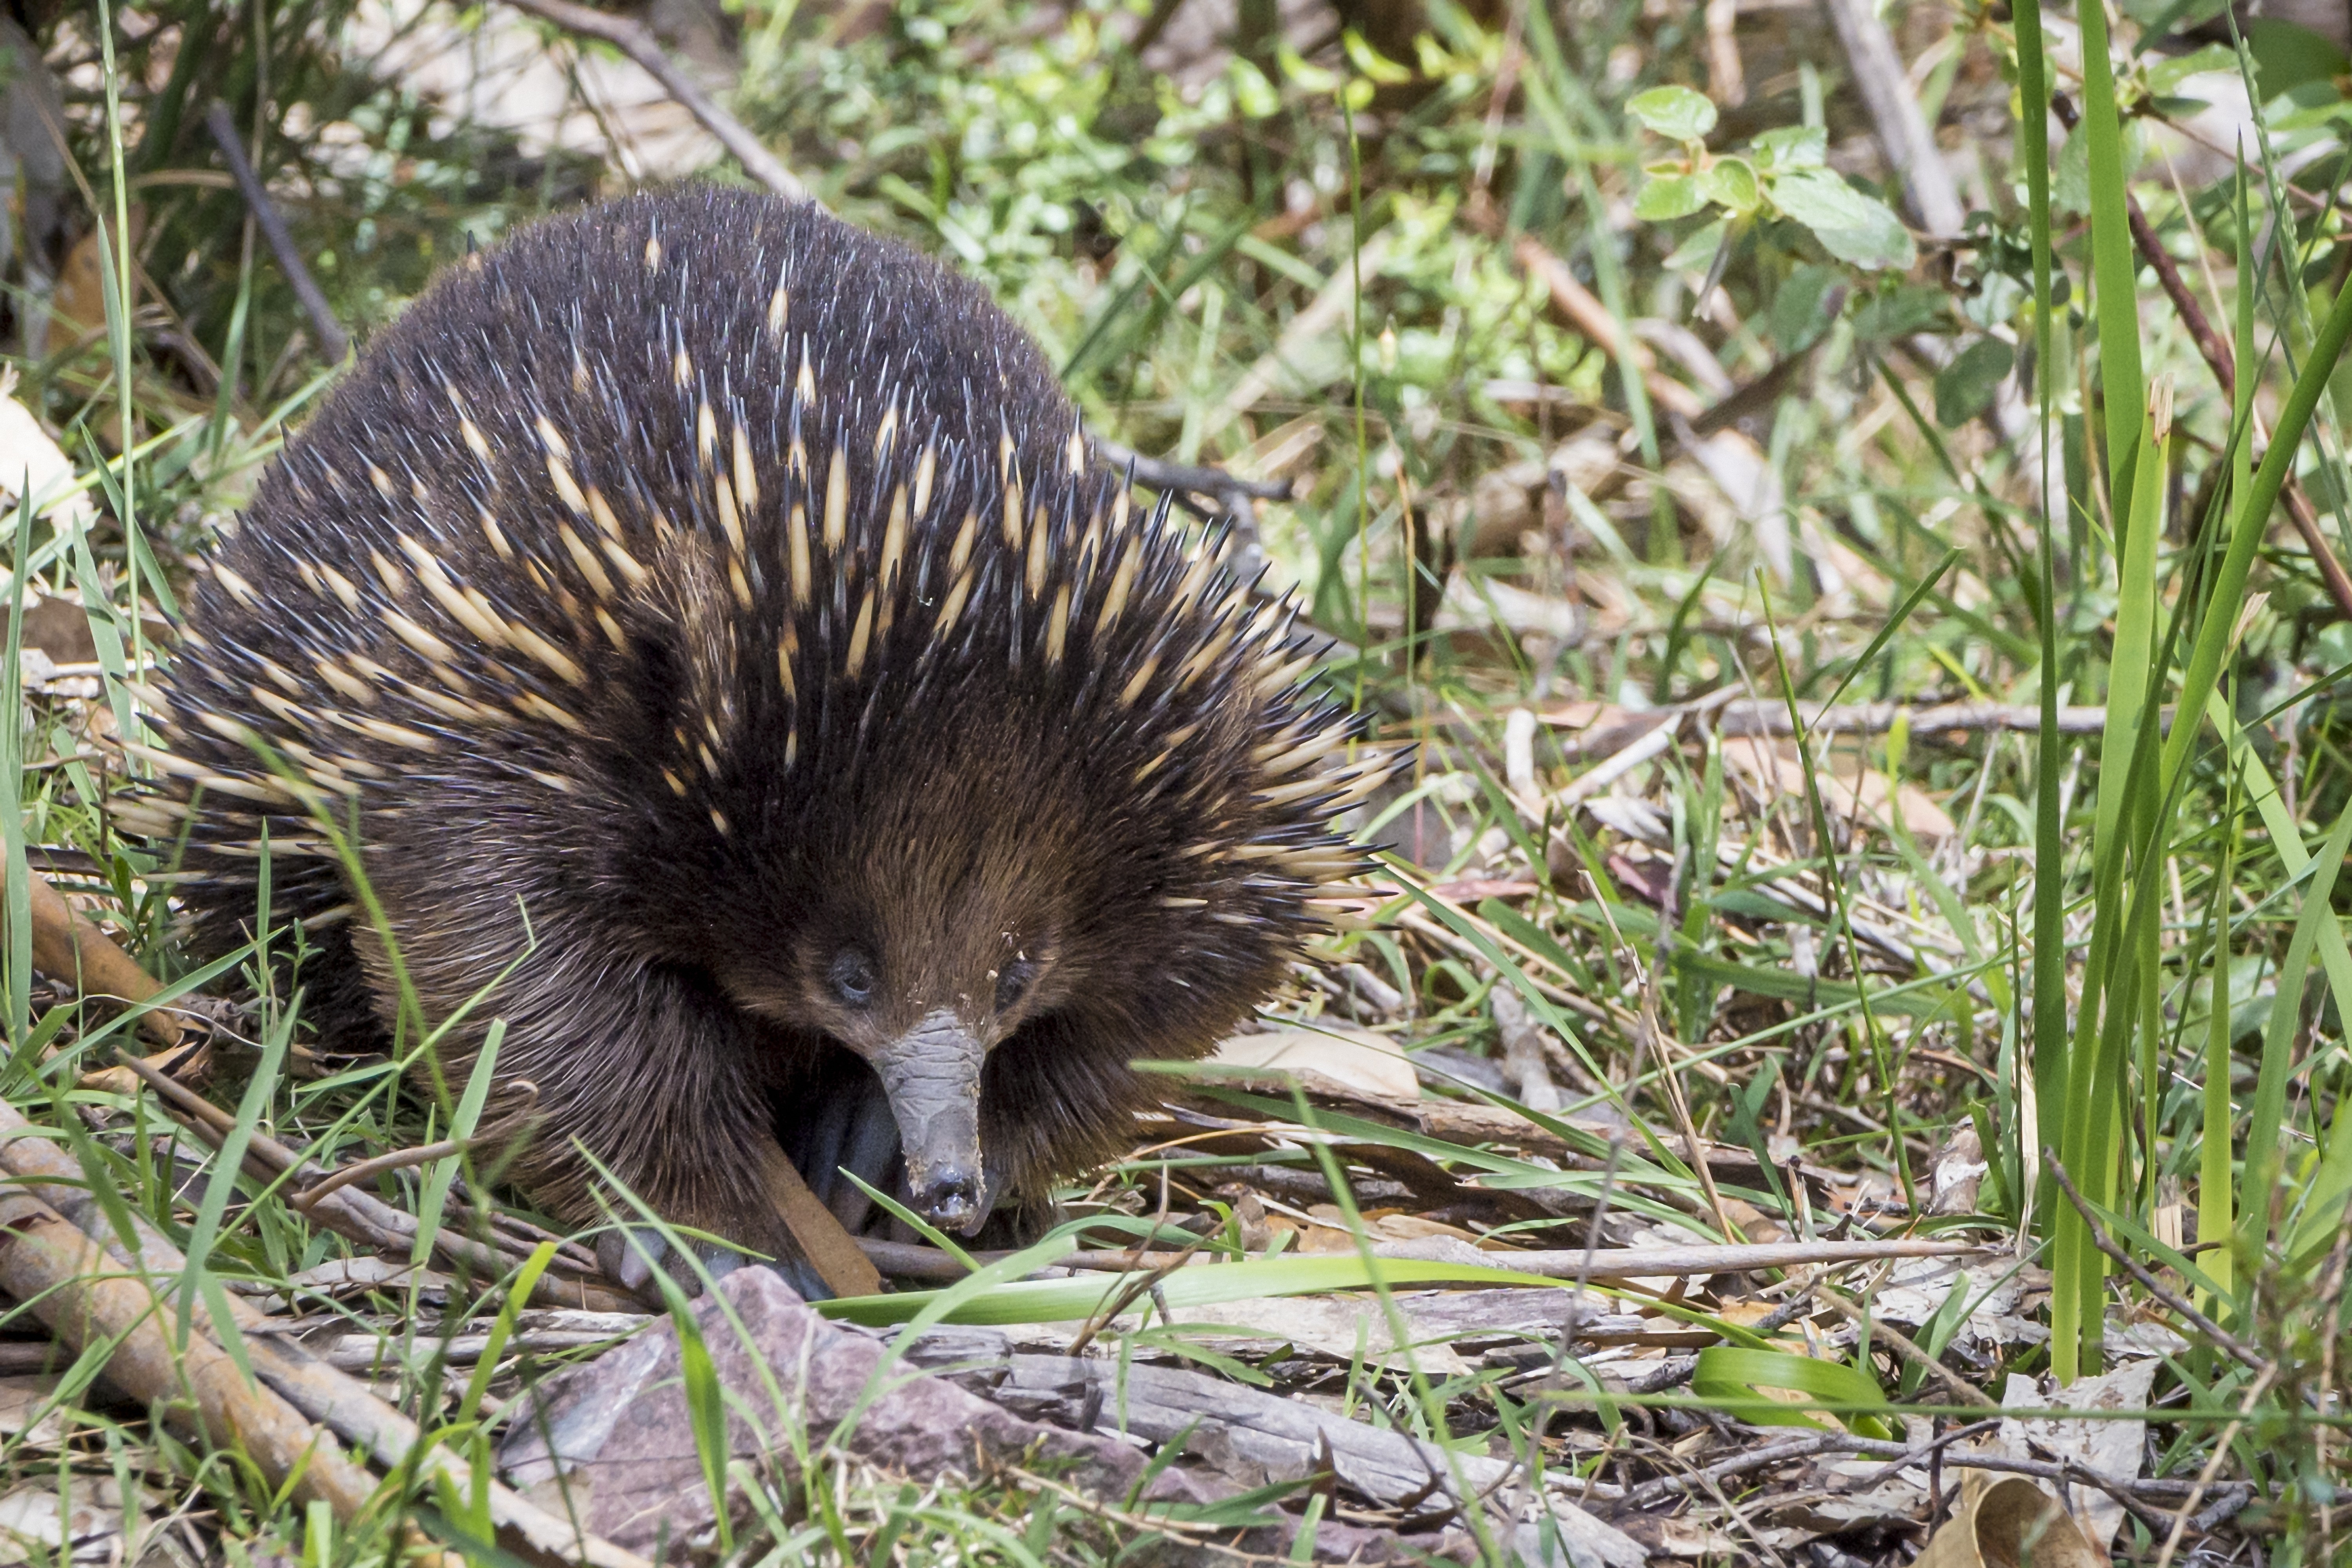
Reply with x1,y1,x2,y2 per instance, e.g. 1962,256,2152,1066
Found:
867,1009,991,1234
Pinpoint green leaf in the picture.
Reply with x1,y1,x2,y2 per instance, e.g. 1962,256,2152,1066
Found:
2146,42,2239,93
1277,43,1339,93
1932,336,2016,426
1697,157,1760,212
1230,58,1280,118
1851,283,1950,341
1663,216,1730,276
1634,173,1707,221
1751,125,1827,170
1627,85,1717,142
2248,17,2348,94
1691,1347,1894,1438
1341,29,1415,85
1769,263,1843,351
1769,170,1917,269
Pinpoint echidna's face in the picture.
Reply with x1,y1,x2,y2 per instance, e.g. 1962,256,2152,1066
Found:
711,799,1091,1233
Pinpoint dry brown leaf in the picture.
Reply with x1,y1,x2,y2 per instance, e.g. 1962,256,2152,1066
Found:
0,1474,137,1567
0,385,92,534
0,1376,65,1449
1721,735,1957,838
1914,1475,2103,1568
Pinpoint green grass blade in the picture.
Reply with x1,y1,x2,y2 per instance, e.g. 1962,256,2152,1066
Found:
176,990,294,1344
2072,0,2145,525
2239,799,2352,1254
2163,271,2352,793
815,1253,1587,1327
1,490,31,1058
411,1019,505,1267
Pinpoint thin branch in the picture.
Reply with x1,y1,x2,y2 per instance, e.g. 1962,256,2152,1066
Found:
292,1135,468,1212
116,1047,626,1308
860,1234,1982,1281
203,102,350,365
2042,1149,2268,1373
495,0,809,204
1712,698,2118,737
1092,435,1295,508
0,1166,386,1522
1619,1424,2227,1517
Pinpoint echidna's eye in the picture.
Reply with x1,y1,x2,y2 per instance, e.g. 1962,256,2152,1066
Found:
995,956,1036,1012
828,951,877,1007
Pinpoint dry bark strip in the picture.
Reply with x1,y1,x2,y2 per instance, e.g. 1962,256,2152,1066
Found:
903,1329,1645,1566
946,1329,1661,1560
858,1234,1981,1283
0,1095,650,1568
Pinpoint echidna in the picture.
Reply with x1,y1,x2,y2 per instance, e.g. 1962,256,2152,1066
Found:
137,186,1393,1292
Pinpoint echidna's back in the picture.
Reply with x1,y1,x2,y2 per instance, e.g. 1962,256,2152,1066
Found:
255,187,1074,585
157,188,1099,1010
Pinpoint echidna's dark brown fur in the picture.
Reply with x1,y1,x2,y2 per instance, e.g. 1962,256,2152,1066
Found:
139,187,1391,1289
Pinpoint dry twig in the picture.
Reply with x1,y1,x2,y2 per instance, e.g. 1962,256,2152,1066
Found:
115,1049,632,1311
497,0,809,203
2043,1149,2266,1373
204,102,350,364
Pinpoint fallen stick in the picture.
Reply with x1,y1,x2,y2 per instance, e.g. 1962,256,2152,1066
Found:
1714,699,2113,737
203,102,350,365
0,1094,651,1568
496,0,809,204
18,867,185,1050
0,1181,385,1522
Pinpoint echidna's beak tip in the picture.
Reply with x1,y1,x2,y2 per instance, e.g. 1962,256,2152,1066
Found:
912,1165,987,1234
